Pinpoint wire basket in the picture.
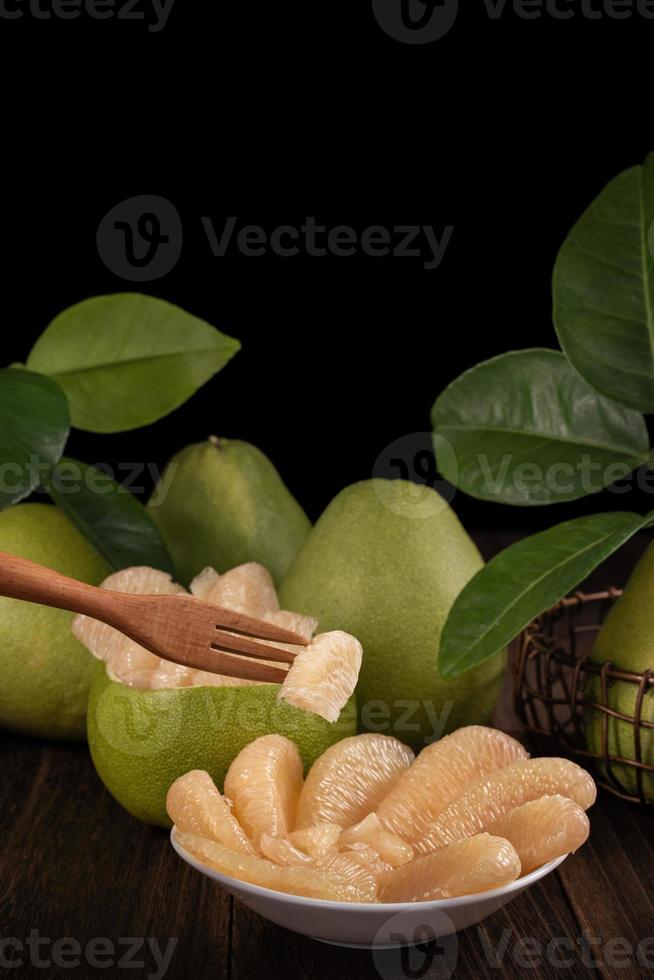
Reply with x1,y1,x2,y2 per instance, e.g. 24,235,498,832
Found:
513,588,654,806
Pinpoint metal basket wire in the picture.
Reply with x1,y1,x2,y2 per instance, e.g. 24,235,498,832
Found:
513,589,654,807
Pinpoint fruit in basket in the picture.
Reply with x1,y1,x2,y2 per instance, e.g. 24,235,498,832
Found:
586,543,654,800
166,770,256,854
224,734,303,847
294,733,415,830
149,437,311,586
483,794,590,874
175,831,377,902
418,757,596,852
376,725,528,853
280,479,507,748
378,834,521,903
0,503,109,740
80,563,357,825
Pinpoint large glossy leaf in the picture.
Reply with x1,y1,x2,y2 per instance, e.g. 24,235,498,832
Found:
553,154,654,412
0,369,70,510
431,349,649,506
46,457,174,573
27,294,241,433
439,511,654,678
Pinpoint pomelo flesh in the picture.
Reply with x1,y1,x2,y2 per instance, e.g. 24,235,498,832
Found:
278,630,363,723
260,834,314,866
339,813,414,867
288,824,341,861
223,734,303,847
419,758,596,852
378,834,521,903
376,725,528,853
294,733,415,830
166,770,256,855
483,795,590,874
175,831,375,902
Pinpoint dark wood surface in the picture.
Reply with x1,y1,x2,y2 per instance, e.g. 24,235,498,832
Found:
1,532,653,979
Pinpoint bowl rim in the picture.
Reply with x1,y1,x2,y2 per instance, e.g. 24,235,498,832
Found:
170,829,568,912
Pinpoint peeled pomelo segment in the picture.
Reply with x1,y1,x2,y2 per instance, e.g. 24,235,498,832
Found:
342,844,393,876
379,834,521,903
483,795,590,875
190,563,279,619
295,733,415,830
260,834,314,866
176,831,377,902
166,770,256,855
288,824,341,862
318,852,379,902
224,734,303,847
340,814,413,867
376,725,529,853
72,566,195,689
278,631,363,723
420,758,597,853
189,669,266,688
264,609,318,642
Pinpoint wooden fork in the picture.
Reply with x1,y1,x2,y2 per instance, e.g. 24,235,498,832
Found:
0,552,309,683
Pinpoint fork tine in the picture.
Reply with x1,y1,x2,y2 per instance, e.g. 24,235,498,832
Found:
203,648,289,684
212,605,309,646
212,630,297,665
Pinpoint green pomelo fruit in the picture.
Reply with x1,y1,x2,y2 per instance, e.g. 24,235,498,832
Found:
280,480,506,750
149,437,311,586
0,503,110,740
87,668,357,826
586,541,654,800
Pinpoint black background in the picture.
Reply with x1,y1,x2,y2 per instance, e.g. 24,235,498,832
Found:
1,0,652,533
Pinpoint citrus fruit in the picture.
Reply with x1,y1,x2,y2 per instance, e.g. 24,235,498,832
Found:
190,563,280,618
341,844,393,876
260,834,314,866
175,831,376,902
376,726,528,852
166,770,256,854
288,824,341,861
317,853,379,901
223,734,303,847
280,480,507,748
484,795,590,874
378,834,521,903
73,567,194,690
278,630,363,723
294,733,415,830
0,503,109,740
419,758,597,852
339,814,414,867
87,670,356,826
585,542,654,800
149,437,311,587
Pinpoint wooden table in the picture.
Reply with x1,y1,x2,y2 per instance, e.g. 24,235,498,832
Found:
2,533,653,979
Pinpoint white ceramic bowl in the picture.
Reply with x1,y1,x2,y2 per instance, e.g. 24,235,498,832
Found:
170,831,567,948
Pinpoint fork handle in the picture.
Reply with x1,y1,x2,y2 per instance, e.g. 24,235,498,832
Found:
0,551,127,627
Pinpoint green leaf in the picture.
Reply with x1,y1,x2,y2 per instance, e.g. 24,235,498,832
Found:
26,294,241,433
46,457,174,573
553,153,654,412
431,349,649,506
0,369,70,510
439,511,653,678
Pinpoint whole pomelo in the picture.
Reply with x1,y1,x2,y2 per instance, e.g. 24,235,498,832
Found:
87,668,357,826
0,503,109,740
149,437,311,586
280,480,506,750
585,541,654,800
